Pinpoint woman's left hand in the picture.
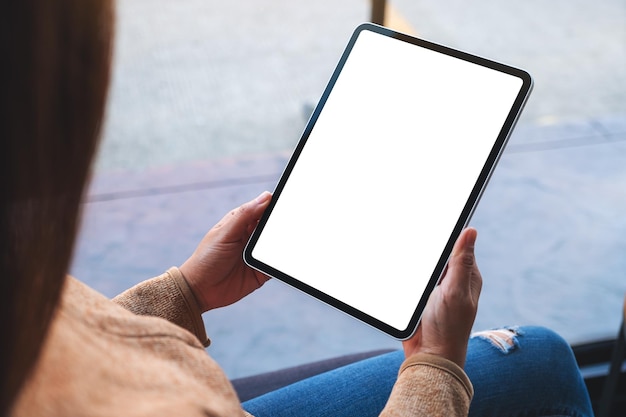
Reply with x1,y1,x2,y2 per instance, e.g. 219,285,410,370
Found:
180,191,272,312
401,227,482,368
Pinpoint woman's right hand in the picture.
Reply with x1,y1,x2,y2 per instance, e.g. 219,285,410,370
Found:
179,192,272,312
402,227,482,368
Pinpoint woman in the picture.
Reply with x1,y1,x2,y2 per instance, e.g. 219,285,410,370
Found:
1,0,593,416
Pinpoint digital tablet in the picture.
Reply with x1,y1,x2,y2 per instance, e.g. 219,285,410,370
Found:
244,23,532,339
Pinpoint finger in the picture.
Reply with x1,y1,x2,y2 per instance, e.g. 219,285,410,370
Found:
213,191,272,241
253,270,272,286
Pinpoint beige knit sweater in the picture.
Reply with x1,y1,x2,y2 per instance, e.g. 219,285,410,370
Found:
12,268,472,416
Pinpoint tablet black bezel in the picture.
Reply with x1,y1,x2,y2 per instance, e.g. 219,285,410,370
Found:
244,23,532,340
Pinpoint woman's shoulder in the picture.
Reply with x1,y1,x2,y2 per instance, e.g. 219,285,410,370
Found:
11,277,243,417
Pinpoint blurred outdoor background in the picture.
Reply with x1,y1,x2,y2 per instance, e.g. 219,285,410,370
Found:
72,0,626,379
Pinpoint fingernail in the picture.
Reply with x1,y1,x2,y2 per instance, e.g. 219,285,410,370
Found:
256,191,271,204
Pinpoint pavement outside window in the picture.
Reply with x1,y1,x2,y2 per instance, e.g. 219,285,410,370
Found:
71,0,626,379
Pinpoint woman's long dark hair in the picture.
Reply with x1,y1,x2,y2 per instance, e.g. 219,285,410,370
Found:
0,0,113,413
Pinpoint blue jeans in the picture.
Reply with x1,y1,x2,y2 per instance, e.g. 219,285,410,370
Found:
242,326,594,417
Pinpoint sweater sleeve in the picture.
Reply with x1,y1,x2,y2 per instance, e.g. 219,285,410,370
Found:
380,353,473,416
112,267,210,347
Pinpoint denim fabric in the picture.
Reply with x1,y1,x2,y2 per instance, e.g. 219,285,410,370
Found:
242,326,594,417
466,326,594,417
242,351,399,417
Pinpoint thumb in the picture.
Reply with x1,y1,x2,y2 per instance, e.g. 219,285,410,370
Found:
213,191,272,242
444,227,478,292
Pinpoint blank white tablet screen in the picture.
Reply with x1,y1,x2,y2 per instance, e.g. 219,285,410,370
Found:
250,28,524,332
